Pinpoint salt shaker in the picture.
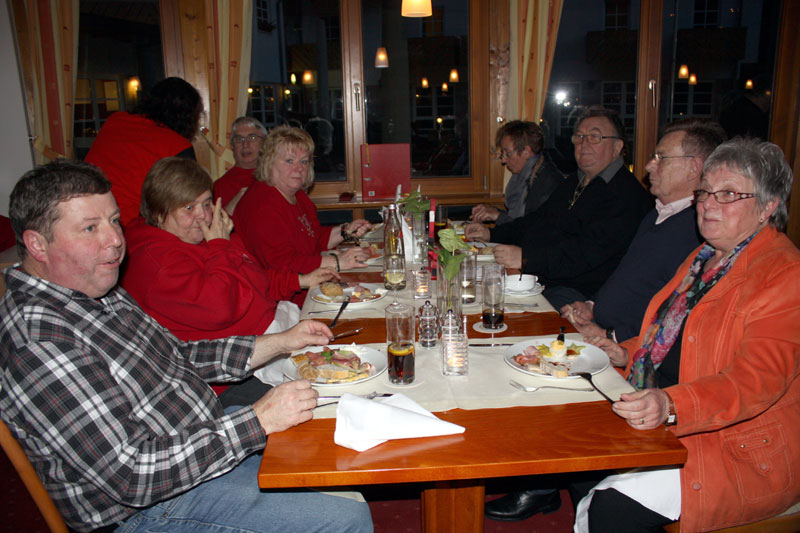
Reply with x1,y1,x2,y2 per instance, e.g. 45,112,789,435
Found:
441,310,468,375
418,300,439,348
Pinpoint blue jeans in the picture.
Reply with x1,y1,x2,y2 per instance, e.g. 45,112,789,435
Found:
117,408,373,532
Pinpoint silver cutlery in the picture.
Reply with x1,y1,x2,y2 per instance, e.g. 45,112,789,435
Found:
330,327,363,341
316,391,392,407
509,379,592,393
573,372,616,403
469,342,514,347
329,299,349,328
307,309,337,314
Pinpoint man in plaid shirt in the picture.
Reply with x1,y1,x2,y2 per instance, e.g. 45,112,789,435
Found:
0,160,373,532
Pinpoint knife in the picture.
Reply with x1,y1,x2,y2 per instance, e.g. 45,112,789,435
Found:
329,299,349,328
468,342,514,347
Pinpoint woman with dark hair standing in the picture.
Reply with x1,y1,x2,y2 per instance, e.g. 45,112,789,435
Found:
86,77,202,225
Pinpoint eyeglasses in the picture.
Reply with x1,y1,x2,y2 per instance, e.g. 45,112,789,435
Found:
232,134,265,145
650,153,694,163
571,133,621,145
693,189,756,204
494,148,520,160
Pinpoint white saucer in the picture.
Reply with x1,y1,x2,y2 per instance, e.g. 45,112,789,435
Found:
505,283,545,297
472,322,508,334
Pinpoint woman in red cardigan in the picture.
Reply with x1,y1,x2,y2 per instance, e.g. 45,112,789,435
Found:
232,126,371,305
122,158,337,390
575,138,800,532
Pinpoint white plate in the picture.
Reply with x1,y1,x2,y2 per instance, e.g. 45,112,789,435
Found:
282,344,387,387
468,242,498,262
505,283,545,297
365,253,385,265
310,283,387,306
362,223,384,241
503,336,609,379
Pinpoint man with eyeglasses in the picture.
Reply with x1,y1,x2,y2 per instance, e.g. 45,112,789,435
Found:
561,118,726,344
471,120,565,225
213,116,267,214
466,106,652,311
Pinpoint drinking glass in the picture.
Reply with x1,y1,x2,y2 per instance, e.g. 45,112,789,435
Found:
457,250,477,304
383,254,406,303
385,302,415,384
482,263,505,329
433,204,448,247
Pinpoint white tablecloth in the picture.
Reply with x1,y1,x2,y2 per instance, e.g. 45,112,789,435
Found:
307,334,634,419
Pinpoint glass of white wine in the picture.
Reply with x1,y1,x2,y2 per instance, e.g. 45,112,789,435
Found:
383,254,406,304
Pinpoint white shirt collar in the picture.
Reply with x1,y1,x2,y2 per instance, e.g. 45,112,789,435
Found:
655,196,694,225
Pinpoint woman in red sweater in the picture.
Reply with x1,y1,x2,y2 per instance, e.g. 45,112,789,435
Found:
232,126,371,294
122,157,337,388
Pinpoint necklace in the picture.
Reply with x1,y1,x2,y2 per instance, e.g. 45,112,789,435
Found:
568,176,588,210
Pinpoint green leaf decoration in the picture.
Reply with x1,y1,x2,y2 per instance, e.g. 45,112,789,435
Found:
438,229,471,253
396,190,430,214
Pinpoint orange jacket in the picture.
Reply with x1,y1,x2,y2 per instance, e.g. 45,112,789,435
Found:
621,227,800,532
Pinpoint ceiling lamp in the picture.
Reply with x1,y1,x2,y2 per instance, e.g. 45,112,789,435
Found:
744,79,754,90
421,77,429,88
441,82,448,92
302,70,313,84
688,73,697,86
402,0,432,17
678,64,689,79
374,47,389,68
449,69,459,83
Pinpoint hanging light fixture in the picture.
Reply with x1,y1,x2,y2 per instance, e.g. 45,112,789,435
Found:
374,47,389,68
302,70,313,84
678,64,689,79
449,69,459,83
441,82,448,92
744,79,754,90
688,73,697,86
402,0,432,17
421,77,429,88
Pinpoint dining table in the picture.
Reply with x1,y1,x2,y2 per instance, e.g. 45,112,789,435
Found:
258,263,687,532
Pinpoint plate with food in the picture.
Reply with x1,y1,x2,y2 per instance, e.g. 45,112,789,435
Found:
362,223,384,241
363,244,384,264
283,344,387,386
503,337,609,379
311,282,387,306
467,242,498,262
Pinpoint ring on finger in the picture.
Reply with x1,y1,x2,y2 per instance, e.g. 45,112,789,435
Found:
640,418,645,425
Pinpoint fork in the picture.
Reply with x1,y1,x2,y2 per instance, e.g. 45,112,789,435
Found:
509,379,592,393
316,391,391,406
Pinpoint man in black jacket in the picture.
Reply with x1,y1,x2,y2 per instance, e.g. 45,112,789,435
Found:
466,107,653,309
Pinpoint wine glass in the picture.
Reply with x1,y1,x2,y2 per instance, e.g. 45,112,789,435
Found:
383,254,406,304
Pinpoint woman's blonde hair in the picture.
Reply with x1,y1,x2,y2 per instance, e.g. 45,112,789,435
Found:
256,125,315,189
140,157,213,226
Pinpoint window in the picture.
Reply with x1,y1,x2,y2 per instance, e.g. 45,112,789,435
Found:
255,0,276,33
693,0,718,28
74,77,123,158
605,0,629,30
247,83,279,127
671,81,713,118
602,81,636,134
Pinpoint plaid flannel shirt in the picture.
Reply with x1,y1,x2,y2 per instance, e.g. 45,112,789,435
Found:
0,265,266,531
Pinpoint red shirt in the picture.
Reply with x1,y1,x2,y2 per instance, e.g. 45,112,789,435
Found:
86,112,193,225
121,218,300,341
214,166,256,208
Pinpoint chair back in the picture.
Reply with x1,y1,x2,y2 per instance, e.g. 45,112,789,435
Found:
0,417,69,532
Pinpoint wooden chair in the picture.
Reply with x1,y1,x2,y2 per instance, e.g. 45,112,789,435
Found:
0,417,69,533
663,503,800,533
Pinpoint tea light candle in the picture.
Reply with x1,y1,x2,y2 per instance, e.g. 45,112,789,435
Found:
413,269,431,298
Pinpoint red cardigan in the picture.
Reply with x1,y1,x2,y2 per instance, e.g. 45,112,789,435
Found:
233,182,333,274
621,227,800,531
121,218,300,342
86,112,193,225
213,166,256,208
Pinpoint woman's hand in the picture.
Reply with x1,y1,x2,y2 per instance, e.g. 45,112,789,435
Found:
612,388,670,430
338,246,369,270
299,267,340,288
465,222,490,241
471,204,500,223
493,245,523,270
200,198,234,241
344,219,371,238
560,301,594,325
583,336,628,368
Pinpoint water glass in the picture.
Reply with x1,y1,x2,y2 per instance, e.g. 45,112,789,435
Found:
482,263,505,329
385,302,415,384
457,250,477,304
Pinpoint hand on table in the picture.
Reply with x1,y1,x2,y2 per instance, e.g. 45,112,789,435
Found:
253,379,319,435
611,388,670,431
299,267,340,288
471,204,500,223
200,198,234,241
344,219,372,238
338,246,369,270
465,222,490,241
492,244,523,270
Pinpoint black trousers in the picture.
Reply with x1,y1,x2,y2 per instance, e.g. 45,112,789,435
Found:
587,488,675,533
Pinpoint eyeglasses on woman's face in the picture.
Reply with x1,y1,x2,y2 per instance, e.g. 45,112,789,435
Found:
693,189,756,204
571,133,620,145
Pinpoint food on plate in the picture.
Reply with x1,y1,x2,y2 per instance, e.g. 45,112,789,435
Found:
362,243,381,260
512,342,586,377
479,246,494,256
320,282,344,298
351,285,374,302
291,346,376,384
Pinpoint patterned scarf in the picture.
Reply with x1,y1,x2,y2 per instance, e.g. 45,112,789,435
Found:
628,232,758,390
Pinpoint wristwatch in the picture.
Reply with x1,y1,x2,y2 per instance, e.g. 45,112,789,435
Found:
665,394,677,426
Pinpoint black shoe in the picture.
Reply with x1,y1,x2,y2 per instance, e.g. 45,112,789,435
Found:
485,489,562,521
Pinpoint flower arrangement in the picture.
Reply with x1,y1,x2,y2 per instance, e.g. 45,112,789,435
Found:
436,228,471,280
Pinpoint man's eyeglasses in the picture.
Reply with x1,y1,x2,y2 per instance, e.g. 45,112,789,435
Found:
232,134,264,145
494,148,520,160
571,133,621,145
650,153,694,163
693,189,756,204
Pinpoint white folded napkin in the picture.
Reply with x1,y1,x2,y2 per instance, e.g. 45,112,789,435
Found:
334,393,465,451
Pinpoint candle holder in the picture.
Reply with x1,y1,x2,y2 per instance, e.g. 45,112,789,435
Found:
413,268,431,299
